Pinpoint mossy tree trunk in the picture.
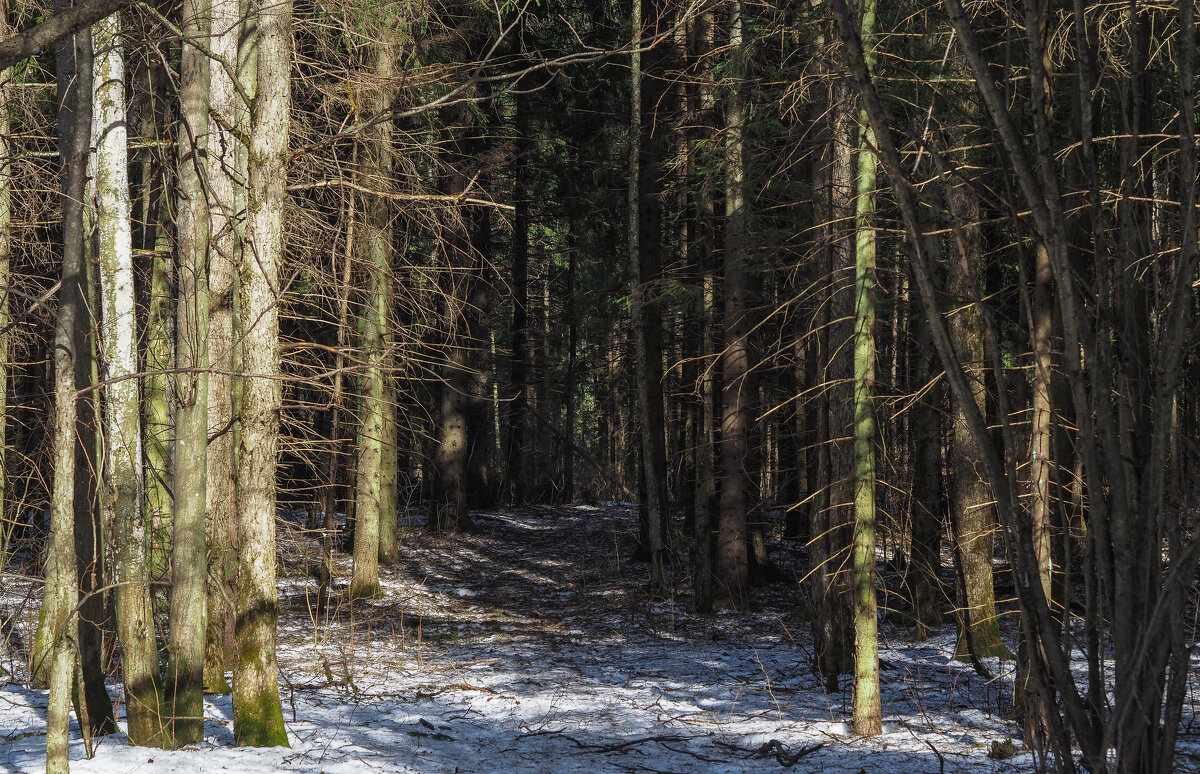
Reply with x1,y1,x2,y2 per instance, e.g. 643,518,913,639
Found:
233,0,290,746
850,0,881,730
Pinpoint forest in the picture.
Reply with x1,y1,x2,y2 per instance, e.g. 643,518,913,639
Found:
0,0,1199,771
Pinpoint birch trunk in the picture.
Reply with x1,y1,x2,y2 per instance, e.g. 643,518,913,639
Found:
90,7,137,738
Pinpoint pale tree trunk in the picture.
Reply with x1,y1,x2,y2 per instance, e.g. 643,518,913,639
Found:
204,0,243,695
717,0,749,609
90,7,139,739
45,20,93,772
850,0,881,733
167,0,211,744
101,41,165,744
233,0,290,746
72,9,155,748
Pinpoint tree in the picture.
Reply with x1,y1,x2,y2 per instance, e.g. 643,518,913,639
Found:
204,0,245,695
350,40,398,598
167,0,212,743
43,16,95,769
233,0,291,745
716,0,749,609
849,0,881,734
835,0,1200,766
629,0,669,594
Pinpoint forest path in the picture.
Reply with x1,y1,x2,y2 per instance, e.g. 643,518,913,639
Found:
0,504,1051,773
264,503,1033,773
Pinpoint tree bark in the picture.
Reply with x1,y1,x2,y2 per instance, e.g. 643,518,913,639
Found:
716,0,750,610
44,19,94,770
204,0,244,695
233,0,290,746
167,0,211,743
351,43,398,597
850,0,881,732
629,0,669,594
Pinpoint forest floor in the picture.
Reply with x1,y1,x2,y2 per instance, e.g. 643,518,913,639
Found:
2,502,1200,773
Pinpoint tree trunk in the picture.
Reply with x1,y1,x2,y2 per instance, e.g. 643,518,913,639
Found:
45,19,92,771
84,6,134,737
167,0,211,743
629,0,668,594
508,85,529,505
0,12,9,577
850,0,881,731
204,0,243,695
137,53,173,608
716,0,749,609
351,43,397,596
943,145,1007,661
233,0,290,745
810,50,856,685
906,275,945,634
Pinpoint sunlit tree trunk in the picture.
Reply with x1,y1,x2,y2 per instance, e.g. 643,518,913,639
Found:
233,0,290,745
204,0,244,695
352,42,397,592
374,50,400,561
850,0,881,734
86,6,134,738
45,19,93,771
167,0,211,743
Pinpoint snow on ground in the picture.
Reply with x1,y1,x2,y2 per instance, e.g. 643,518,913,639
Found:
2,503,1197,773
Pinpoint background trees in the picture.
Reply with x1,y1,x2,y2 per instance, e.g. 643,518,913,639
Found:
1,0,1199,769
